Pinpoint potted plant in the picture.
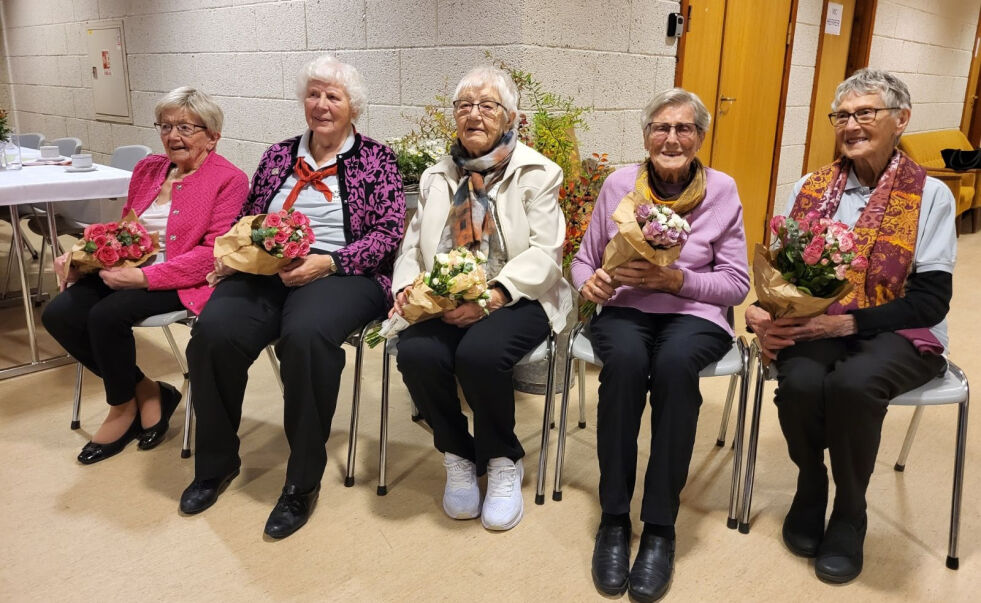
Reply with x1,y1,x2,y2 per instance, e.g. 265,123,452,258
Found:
388,134,447,208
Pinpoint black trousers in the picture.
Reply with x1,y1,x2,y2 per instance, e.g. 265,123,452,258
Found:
590,308,731,526
774,332,945,522
395,299,549,474
186,272,385,492
41,275,183,405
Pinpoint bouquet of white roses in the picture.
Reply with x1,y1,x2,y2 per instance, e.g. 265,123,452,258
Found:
365,247,490,347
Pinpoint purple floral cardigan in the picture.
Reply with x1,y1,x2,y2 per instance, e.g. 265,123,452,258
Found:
240,132,406,303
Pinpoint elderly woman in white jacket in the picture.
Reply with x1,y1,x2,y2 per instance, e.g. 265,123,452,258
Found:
391,65,571,531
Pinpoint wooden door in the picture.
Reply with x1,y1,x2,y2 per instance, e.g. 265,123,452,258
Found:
709,0,794,253
805,0,856,173
677,0,726,162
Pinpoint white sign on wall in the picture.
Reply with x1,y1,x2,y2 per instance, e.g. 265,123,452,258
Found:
825,3,843,36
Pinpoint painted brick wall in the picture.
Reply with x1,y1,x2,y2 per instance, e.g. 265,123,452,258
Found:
0,0,680,175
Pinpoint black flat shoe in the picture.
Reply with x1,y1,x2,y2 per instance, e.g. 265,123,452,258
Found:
815,514,867,584
137,382,182,450
782,496,827,558
179,468,239,515
628,533,674,603
592,522,631,596
264,483,320,539
77,412,141,465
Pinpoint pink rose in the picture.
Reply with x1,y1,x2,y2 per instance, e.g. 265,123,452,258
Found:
838,234,854,252
831,252,842,263
92,234,108,248
263,239,276,251
304,227,316,244
84,223,107,239
821,258,829,265
105,222,118,232
770,215,786,234
263,213,283,228
290,211,310,227
283,241,301,258
96,246,120,266
140,234,153,249
299,242,311,257
850,255,868,271
834,264,848,280
274,229,289,243
127,244,142,259
802,237,824,265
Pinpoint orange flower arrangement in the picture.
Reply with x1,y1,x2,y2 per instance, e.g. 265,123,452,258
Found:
559,152,612,269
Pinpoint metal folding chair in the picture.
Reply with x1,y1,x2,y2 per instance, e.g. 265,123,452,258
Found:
738,340,969,569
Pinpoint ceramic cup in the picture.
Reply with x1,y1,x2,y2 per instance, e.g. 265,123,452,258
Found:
40,145,60,159
70,153,93,169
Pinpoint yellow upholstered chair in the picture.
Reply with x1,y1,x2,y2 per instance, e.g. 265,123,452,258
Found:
899,130,978,232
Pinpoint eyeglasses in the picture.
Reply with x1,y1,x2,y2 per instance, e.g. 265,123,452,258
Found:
154,122,207,136
827,107,899,127
452,100,505,117
645,122,699,140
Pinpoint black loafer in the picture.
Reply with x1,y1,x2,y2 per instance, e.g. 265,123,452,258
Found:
264,483,320,539
137,382,183,450
77,412,141,465
179,468,239,515
815,514,867,584
782,496,827,558
628,533,674,603
592,522,631,595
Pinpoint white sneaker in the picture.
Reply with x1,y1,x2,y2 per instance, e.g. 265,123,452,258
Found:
442,452,480,519
481,457,524,531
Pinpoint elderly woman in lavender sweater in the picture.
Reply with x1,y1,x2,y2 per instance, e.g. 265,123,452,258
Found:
182,55,404,539
572,88,749,602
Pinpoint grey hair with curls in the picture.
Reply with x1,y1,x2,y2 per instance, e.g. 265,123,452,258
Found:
295,55,367,120
641,88,712,133
831,68,912,112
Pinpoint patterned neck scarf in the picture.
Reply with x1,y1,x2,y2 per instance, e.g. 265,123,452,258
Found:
635,157,707,215
441,130,517,254
282,155,338,210
791,150,925,313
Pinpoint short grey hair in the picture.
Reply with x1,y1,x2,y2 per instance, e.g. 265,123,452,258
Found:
295,55,367,120
154,87,224,135
453,65,519,119
641,88,711,133
832,68,912,111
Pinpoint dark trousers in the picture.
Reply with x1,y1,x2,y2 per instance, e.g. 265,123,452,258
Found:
775,332,945,522
186,272,385,492
41,275,183,405
395,299,549,474
590,308,731,526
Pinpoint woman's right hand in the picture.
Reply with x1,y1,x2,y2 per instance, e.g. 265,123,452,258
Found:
745,304,795,361
53,252,79,291
580,269,616,305
390,285,412,318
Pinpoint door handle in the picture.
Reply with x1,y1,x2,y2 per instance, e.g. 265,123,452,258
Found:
720,96,736,102
719,96,736,116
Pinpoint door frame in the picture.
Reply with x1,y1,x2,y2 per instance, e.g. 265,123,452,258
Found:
962,9,981,145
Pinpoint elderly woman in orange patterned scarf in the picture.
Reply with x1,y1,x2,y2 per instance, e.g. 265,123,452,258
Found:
745,68,956,585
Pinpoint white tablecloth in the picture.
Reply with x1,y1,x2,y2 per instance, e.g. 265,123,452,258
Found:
0,148,131,206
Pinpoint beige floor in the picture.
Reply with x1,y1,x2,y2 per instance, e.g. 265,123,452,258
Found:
0,224,978,602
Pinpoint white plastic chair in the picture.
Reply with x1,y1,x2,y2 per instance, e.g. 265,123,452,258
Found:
550,319,751,527
50,137,82,157
12,133,44,149
371,331,558,504
737,339,969,569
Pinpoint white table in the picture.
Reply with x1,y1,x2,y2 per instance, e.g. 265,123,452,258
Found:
0,149,132,379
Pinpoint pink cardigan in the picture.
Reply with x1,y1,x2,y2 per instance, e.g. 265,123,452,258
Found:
123,152,249,314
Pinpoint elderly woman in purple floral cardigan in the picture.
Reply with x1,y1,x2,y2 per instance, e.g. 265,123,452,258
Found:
182,55,404,539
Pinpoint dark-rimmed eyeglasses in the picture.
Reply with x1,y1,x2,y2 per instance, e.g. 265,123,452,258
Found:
645,122,699,140
827,107,899,128
452,100,505,117
154,122,207,136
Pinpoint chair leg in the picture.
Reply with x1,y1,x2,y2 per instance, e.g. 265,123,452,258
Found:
161,325,188,376
344,325,370,487
946,397,969,569
181,381,193,458
577,359,586,429
35,234,46,303
716,374,738,447
727,342,750,529
1,241,16,298
738,346,766,534
535,332,556,505
894,406,925,471
71,362,83,429
266,345,284,392
377,347,391,496
552,322,583,501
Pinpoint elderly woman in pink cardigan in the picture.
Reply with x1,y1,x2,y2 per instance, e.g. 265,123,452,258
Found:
44,87,248,465
572,89,749,602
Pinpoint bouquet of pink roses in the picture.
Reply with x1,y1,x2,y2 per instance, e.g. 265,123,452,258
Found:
61,210,159,279
212,208,316,277
580,192,691,318
752,211,868,319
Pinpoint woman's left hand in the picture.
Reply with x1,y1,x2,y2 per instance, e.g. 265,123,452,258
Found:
279,255,333,287
769,314,857,342
99,267,148,290
441,288,508,327
613,259,684,294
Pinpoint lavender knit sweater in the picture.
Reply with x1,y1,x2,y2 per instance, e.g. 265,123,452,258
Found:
570,164,750,335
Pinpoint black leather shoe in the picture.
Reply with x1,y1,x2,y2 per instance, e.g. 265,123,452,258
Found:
179,468,239,515
137,382,182,450
77,412,141,465
628,533,674,603
782,496,827,557
815,514,867,584
264,483,320,539
592,522,631,595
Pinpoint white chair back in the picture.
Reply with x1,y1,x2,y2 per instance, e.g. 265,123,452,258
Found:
111,145,152,172
12,133,45,149
58,145,152,225
51,137,82,156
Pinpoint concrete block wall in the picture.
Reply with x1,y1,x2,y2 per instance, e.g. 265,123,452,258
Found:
0,0,680,175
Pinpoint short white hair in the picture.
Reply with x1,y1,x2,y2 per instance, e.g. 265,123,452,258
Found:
295,55,367,120
154,87,224,135
641,88,711,133
453,66,519,117
832,68,912,112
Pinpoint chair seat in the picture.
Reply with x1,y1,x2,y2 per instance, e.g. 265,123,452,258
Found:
891,368,967,406
136,310,191,328
570,331,742,377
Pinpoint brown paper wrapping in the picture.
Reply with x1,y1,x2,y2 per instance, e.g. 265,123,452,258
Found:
751,243,852,319
600,191,683,275
212,214,292,276
400,273,461,324
62,210,160,279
